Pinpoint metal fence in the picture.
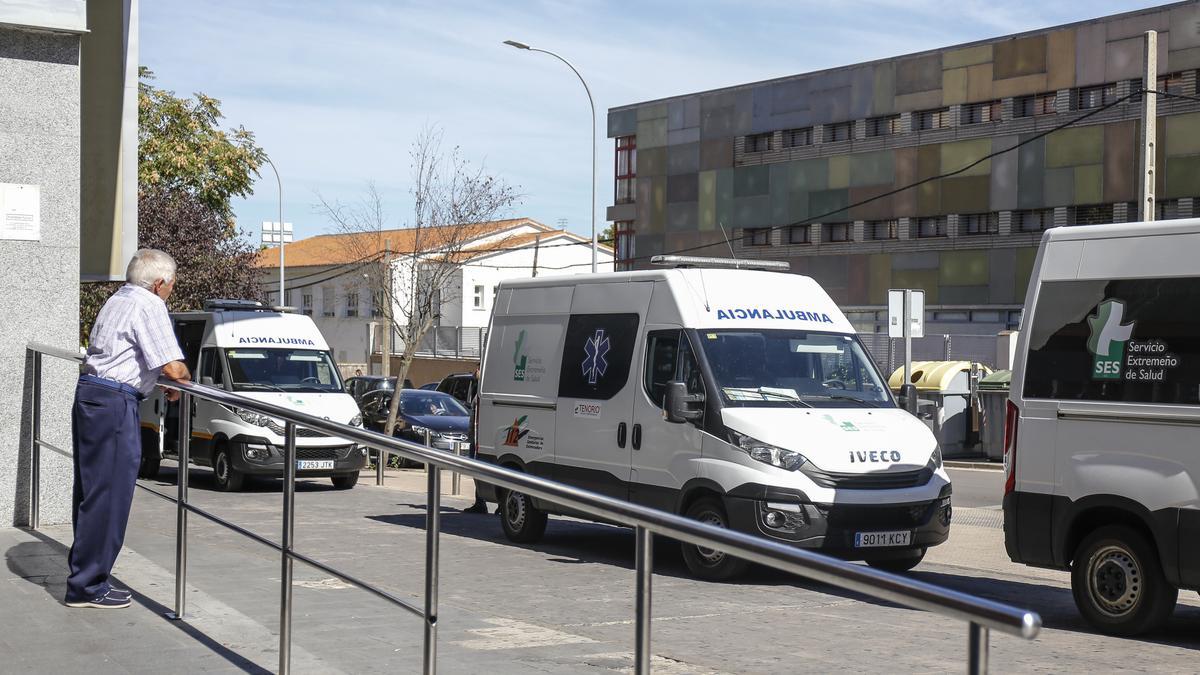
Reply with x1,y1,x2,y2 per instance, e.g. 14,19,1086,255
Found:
392,326,488,359
860,333,1000,375
25,342,1039,674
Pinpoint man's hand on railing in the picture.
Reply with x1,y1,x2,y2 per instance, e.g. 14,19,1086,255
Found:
160,360,191,402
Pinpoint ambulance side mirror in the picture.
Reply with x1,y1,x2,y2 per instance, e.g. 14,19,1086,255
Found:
200,376,215,386
665,381,704,424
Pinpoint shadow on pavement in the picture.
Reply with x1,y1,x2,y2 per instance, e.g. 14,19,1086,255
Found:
4,527,272,673
911,569,1200,651
147,464,344,494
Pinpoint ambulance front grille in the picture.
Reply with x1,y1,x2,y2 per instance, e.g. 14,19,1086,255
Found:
266,420,330,438
801,465,933,490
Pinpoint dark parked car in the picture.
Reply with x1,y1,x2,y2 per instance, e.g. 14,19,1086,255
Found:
345,375,413,403
359,389,471,467
418,382,439,390
436,372,477,405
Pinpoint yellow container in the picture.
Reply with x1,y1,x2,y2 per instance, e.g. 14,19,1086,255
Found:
887,360,992,392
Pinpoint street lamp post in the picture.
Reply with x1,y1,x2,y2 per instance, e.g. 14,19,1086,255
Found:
503,39,598,273
263,156,286,301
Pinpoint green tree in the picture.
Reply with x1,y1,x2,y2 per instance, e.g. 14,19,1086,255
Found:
80,68,268,343
138,66,266,218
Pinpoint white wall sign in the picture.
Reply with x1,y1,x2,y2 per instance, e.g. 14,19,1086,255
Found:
887,288,925,338
0,183,41,241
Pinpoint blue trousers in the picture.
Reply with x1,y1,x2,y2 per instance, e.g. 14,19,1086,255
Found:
65,378,141,602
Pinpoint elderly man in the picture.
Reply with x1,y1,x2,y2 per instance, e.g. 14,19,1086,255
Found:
66,249,191,609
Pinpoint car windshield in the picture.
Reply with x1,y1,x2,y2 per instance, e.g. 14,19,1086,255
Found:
224,348,344,393
698,330,893,408
400,391,469,417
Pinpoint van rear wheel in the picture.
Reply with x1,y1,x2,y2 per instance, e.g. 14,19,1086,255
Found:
500,487,547,543
138,429,161,480
681,497,748,581
1071,525,1176,636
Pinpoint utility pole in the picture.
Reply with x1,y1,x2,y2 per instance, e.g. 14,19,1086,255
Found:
1139,30,1158,222
381,238,392,378
531,233,541,278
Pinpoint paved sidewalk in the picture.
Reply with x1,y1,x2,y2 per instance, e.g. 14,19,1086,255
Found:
5,465,1200,673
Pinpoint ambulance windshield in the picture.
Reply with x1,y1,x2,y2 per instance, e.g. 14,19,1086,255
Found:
224,348,344,393
699,330,893,408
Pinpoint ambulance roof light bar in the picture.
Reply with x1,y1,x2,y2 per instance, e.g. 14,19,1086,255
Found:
203,299,297,313
650,255,790,271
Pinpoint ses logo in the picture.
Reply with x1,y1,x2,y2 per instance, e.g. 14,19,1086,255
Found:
513,330,528,381
1087,299,1134,380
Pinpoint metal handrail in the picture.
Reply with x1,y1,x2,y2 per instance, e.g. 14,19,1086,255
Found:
25,342,1039,674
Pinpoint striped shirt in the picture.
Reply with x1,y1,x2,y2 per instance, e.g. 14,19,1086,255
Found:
84,284,185,394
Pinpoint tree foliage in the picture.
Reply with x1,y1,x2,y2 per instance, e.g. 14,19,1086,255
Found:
80,67,268,344
138,67,265,218
80,191,265,344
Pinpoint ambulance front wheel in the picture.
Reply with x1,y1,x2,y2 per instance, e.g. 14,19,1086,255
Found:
212,442,246,492
681,497,748,581
500,486,547,543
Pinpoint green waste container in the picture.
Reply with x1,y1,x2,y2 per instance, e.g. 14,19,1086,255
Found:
978,369,1012,461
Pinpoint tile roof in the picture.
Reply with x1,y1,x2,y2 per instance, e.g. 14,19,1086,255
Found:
256,218,554,268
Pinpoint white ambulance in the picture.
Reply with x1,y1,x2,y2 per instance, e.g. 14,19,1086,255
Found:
1005,219,1200,635
138,300,367,491
476,257,951,579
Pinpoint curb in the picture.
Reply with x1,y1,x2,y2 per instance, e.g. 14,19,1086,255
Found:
945,460,1002,471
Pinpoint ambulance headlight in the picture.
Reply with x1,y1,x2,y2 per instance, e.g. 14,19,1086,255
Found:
931,445,943,469
236,409,272,427
729,430,807,471
350,414,363,427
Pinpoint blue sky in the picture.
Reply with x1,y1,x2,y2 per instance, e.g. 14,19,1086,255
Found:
142,0,1167,243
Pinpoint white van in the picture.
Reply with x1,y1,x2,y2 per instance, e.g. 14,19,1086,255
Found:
138,300,367,491
477,257,951,579
1004,220,1200,635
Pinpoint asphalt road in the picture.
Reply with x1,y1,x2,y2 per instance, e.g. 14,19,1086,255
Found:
15,463,1187,674
946,466,1004,509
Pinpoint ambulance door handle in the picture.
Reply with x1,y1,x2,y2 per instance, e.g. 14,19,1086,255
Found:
617,422,627,449
632,424,642,451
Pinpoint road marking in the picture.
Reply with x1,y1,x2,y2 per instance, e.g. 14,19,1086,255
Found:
579,651,732,674
453,617,597,650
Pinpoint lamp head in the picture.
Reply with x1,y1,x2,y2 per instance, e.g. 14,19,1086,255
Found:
503,40,531,50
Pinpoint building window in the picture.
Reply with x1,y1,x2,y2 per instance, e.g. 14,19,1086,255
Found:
782,127,812,148
1068,203,1114,226
787,225,810,244
1156,198,1184,220
742,227,771,247
961,212,999,235
866,219,899,240
745,132,773,153
322,287,335,317
866,114,901,137
916,216,947,238
1014,92,1057,118
301,293,313,316
1015,208,1055,232
962,100,1001,125
824,222,852,242
916,108,950,131
614,221,635,270
1133,72,1186,102
345,291,359,318
824,122,853,142
372,291,385,318
1073,83,1115,110
615,135,636,205
473,284,485,309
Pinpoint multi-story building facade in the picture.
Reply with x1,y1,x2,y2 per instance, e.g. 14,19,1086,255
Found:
606,2,1200,334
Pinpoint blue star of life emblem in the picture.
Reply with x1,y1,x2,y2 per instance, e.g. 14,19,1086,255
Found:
582,329,610,385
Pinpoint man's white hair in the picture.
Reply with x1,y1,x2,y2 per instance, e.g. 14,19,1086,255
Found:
126,248,177,289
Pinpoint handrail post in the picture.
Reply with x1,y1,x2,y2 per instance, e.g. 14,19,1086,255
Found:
422,429,440,675
968,622,989,675
376,446,385,486
167,390,191,620
634,526,653,674
279,421,297,675
29,348,42,530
